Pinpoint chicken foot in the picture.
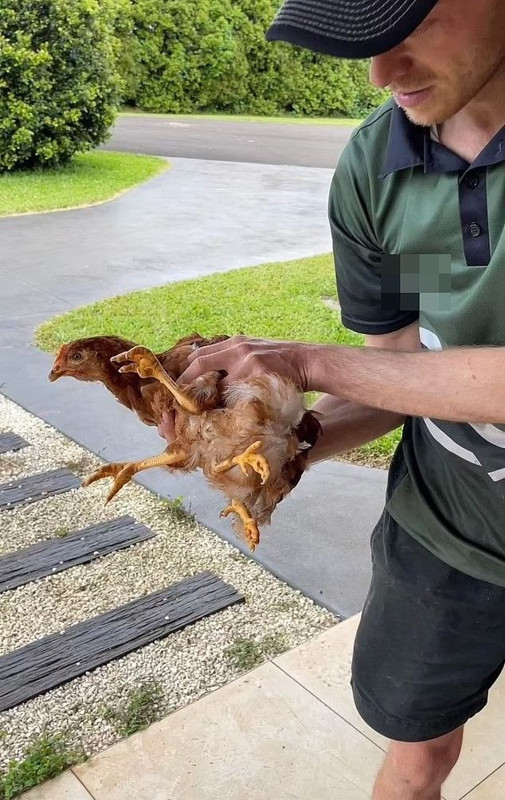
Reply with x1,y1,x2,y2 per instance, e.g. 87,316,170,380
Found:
82,448,188,504
111,346,201,415
220,499,260,551
213,441,270,485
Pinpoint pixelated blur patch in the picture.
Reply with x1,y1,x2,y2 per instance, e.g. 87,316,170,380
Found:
380,254,452,312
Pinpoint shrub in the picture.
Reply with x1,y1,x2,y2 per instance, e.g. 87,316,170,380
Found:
120,0,389,118
120,0,249,114
0,0,123,172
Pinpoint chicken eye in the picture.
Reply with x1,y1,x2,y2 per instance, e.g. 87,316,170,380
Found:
71,352,83,362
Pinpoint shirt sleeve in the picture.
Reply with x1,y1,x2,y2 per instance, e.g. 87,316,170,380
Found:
328,139,419,335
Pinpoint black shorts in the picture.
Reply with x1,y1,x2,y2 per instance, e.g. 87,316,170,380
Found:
351,446,505,743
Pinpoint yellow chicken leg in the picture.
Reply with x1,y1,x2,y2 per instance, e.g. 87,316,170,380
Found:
111,346,201,415
220,499,260,551
213,441,270,485
82,448,188,504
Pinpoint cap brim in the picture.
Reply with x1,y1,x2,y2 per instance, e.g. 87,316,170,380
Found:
266,0,439,59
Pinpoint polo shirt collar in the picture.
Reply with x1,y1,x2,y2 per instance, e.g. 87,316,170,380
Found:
379,101,505,178
379,102,425,178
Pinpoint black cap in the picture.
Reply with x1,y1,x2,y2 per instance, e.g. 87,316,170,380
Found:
266,0,440,59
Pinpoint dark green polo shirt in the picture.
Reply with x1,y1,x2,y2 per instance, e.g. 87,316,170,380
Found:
329,97,505,586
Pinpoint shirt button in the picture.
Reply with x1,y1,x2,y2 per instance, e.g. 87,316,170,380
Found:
465,174,479,189
469,222,482,237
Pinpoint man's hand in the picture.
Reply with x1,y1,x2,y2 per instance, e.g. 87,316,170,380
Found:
178,335,315,390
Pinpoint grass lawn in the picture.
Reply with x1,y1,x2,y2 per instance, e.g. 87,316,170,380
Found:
120,109,363,127
0,151,167,217
36,253,400,468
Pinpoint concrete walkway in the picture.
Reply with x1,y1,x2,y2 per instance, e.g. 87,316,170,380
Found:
0,157,387,618
22,615,505,800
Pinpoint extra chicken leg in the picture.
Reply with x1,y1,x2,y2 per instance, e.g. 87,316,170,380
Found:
83,448,189,503
213,441,270,485
111,346,202,415
220,499,260,551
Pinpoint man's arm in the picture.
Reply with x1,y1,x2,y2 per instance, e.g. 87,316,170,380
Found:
308,321,420,463
307,397,404,463
306,339,505,423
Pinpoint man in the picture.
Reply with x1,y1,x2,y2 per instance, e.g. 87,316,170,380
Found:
177,1,505,797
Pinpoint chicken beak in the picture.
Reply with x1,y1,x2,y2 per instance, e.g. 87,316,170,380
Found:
48,357,65,382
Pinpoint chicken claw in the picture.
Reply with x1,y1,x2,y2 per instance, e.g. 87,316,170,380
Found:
111,346,160,379
82,449,189,504
214,441,270,485
83,462,139,504
111,346,201,415
220,499,260,551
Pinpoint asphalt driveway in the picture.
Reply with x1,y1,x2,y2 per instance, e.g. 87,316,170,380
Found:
103,114,355,168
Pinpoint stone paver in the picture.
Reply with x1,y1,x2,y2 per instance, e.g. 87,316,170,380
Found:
21,772,93,799
463,765,505,799
275,615,505,800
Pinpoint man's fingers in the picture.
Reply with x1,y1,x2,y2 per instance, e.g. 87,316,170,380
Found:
187,335,247,364
178,356,215,386
180,337,278,385
183,336,259,382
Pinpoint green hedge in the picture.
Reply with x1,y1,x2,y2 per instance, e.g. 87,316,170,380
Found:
0,0,123,172
119,0,389,118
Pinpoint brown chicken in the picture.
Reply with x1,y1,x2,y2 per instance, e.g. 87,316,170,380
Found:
49,334,322,550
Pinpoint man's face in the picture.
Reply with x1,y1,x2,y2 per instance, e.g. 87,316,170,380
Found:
369,0,505,126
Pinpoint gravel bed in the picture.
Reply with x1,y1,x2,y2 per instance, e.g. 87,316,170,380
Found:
0,394,337,769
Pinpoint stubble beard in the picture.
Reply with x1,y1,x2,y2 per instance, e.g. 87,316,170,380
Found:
402,47,505,128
